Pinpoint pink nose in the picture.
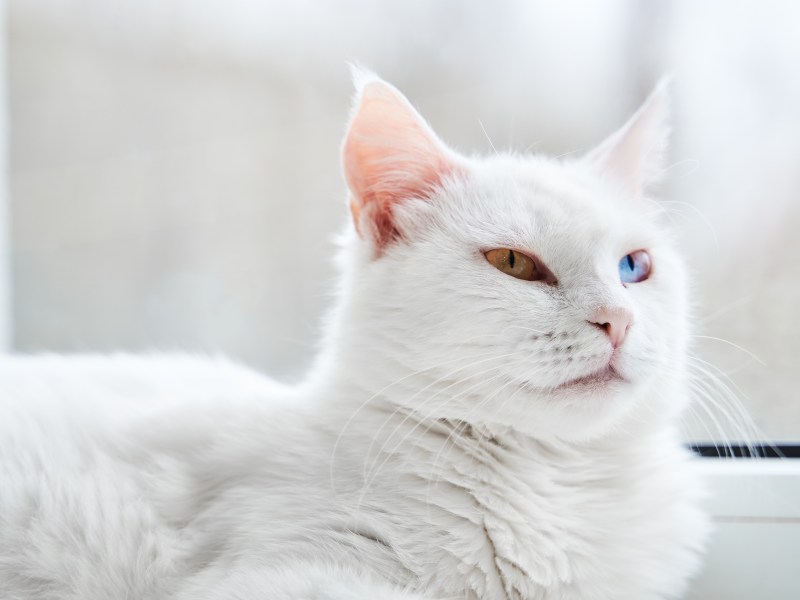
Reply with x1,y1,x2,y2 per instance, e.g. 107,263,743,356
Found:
588,307,633,349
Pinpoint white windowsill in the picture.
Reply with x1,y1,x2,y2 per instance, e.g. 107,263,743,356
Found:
687,458,800,599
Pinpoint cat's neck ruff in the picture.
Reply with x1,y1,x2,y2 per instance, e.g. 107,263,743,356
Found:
306,346,701,600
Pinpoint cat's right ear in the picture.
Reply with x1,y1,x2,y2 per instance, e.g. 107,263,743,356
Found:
583,79,671,198
342,70,460,254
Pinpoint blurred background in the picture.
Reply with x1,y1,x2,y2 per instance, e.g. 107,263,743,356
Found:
4,0,800,442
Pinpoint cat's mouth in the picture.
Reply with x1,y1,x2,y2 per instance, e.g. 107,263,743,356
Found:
556,366,625,390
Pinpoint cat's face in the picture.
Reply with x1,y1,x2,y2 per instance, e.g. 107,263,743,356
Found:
338,72,687,442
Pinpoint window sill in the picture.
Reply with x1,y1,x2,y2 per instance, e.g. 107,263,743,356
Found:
687,452,800,599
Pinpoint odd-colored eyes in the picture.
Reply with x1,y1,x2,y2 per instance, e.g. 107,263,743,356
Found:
485,247,652,285
618,250,651,284
485,249,543,282
484,248,556,285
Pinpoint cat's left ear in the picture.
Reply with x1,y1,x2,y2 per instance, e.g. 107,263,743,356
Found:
584,79,670,197
342,70,461,253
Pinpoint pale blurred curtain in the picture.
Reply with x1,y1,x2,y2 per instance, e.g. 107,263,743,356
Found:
0,0,9,351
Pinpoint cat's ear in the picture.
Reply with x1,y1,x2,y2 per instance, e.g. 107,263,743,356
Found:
342,70,460,253
584,79,671,197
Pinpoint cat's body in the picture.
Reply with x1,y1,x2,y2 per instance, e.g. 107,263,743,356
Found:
0,354,704,600
0,74,708,599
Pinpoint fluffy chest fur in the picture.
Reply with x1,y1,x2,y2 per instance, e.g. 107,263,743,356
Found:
351,419,706,600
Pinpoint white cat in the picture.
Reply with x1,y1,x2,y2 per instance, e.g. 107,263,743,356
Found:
0,72,708,600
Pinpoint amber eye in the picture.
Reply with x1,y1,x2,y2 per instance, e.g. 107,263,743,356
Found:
485,248,542,281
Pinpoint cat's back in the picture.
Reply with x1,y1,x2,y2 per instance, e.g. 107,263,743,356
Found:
0,353,296,600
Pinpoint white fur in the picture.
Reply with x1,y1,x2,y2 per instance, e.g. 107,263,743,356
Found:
0,78,707,599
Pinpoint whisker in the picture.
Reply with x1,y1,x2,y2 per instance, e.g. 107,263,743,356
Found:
421,372,518,519
355,353,520,508
360,367,506,488
686,378,739,458
329,342,509,494
697,296,753,326
659,199,719,249
358,350,521,485
421,368,527,504
478,118,499,155
692,335,765,366
686,355,772,458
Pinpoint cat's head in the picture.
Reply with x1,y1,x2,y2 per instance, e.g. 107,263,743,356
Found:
335,70,687,442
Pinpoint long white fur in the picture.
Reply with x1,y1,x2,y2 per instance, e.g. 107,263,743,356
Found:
0,76,707,600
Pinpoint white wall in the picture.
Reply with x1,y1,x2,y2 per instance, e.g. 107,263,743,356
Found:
0,0,10,351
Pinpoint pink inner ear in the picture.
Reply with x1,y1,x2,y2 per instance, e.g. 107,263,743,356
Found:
343,81,455,250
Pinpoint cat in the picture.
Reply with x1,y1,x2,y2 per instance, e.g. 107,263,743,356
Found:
0,71,708,600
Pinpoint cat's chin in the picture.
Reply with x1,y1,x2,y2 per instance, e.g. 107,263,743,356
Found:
555,366,626,390
497,367,641,441
513,365,628,396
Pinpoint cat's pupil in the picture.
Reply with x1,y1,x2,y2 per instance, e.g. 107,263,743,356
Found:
627,255,634,271
508,250,515,269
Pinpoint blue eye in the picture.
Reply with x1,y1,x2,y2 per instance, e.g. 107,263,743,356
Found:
618,250,651,284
